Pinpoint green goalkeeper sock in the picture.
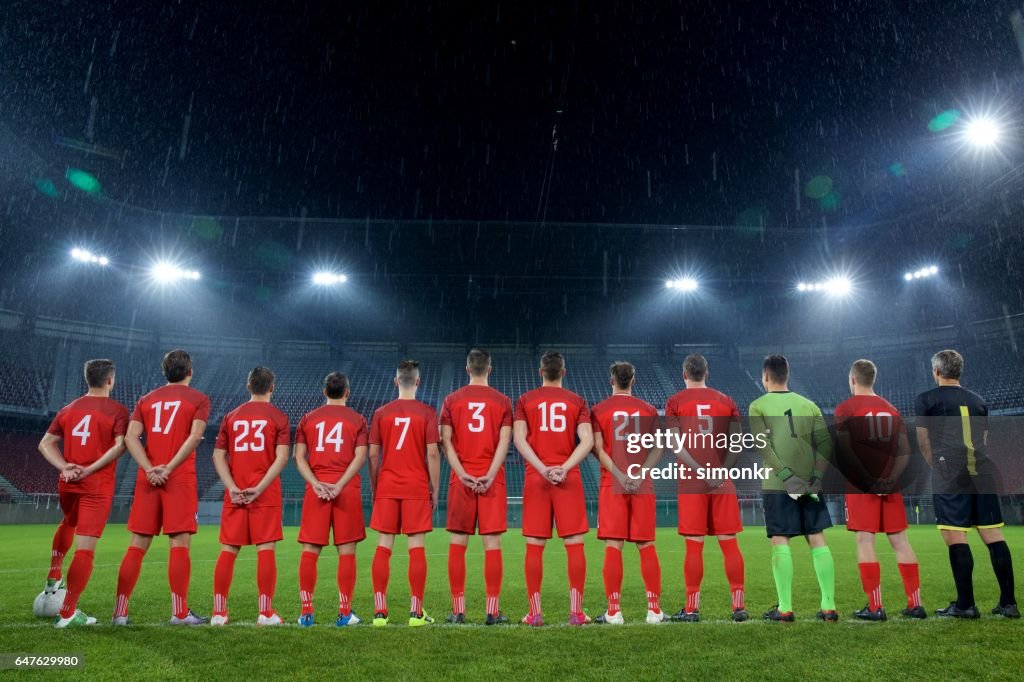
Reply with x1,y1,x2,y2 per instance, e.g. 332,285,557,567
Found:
811,546,836,611
771,544,794,613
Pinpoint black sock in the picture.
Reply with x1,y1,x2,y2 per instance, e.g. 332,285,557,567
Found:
949,544,975,609
987,540,1016,607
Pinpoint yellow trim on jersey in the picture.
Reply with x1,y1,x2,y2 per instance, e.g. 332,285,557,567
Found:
937,524,972,532
959,405,976,476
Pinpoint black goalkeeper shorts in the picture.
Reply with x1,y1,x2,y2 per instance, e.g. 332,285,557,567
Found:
934,494,1004,531
762,492,833,537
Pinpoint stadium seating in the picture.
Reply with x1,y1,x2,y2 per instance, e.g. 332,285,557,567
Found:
1,322,1023,505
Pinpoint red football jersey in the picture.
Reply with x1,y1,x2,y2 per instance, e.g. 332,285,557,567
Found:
295,404,368,484
214,401,290,507
590,393,660,489
440,385,513,479
834,394,906,479
514,386,590,476
47,396,129,496
664,387,740,467
370,399,439,500
131,384,211,483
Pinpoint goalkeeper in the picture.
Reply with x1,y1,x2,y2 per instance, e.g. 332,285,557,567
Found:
748,355,836,622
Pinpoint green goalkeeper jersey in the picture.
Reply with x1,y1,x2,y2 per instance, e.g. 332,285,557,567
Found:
748,391,832,491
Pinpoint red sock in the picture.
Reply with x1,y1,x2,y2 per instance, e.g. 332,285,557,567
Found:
603,546,623,615
59,548,94,619
299,550,318,615
372,546,392,616
48,521,75,581
213,550,237,616
639,544,662,612
859,561,882,611
448,544,467,614
684,538,704,611
257,549,277,617
898,562,922,609
484,548,503,616
337,553,356,616
114,545,145,618
409,546,427,615
525,543,544,616
168,546,191,619
719,537,745,610
566,543,586,615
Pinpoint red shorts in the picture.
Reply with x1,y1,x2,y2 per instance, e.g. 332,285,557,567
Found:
127,476,198,536
522,472,589,540
297,484,366,546
446,478,507,535
59,491,113,538
597,488,655,542
370,497,433,535
219,504,283,546
677,492,743,536
845,493,908,534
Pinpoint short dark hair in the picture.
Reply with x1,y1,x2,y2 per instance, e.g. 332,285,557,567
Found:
609,361,635,390
466,349,491,377
540,351,565,381
683,354,708,382
84,359,115,388
162,349,192,383
247,366,275,395
850,359,877,387
396,359,420,389
324,372,349,399
931,349,963,380
763,355,789,384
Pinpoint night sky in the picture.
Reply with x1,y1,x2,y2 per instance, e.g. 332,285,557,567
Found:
2,0,1021,223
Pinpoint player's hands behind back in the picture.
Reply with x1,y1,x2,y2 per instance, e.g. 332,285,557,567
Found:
782,475,809,496
312,481,334,500
545,466,566,485
147,465,170,487
60,463,84,482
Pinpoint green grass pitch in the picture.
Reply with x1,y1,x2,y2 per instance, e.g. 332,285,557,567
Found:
0,524,1021,680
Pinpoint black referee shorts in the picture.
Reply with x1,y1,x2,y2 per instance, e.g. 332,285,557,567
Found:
934,494,1004,531
762,492,833,538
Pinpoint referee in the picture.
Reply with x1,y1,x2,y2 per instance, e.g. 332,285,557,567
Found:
915,349,1018,619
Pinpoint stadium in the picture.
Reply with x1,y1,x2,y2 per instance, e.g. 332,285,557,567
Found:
2,1,1024,679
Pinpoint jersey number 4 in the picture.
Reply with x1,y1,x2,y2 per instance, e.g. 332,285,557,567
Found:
71,415,92,446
